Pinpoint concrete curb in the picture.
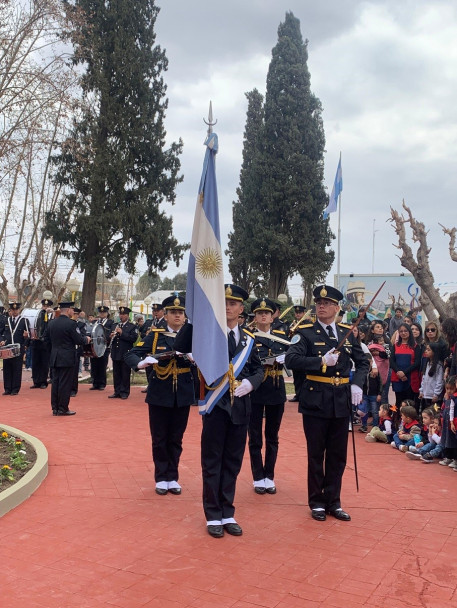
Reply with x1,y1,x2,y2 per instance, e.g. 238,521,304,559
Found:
0,424,48,518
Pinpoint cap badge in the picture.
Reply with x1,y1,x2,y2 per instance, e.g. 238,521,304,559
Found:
260,300,266,309
225,286,232,296
173,297,180,307
320,287,328,298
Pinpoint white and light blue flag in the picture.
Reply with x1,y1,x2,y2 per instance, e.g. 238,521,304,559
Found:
186,131,229,385
323,156,343,219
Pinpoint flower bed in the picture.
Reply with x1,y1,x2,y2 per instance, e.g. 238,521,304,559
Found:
0,431,36,493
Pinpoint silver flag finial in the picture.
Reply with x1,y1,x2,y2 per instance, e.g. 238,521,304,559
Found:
203,101,217,135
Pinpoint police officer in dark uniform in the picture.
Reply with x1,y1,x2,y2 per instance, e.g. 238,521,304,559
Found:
151,303,167,329
0,302,29,395
248,297,289,495
90,305,114,390
70,307,87,397
271,302,290,334
45,301,90,415
200,285,264,538
285,285,368,522
30,299,53,389
289,304,307,402
124,295,194,495
109,306,138,400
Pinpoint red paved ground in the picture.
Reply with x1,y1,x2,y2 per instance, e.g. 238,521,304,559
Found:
1,377,457,607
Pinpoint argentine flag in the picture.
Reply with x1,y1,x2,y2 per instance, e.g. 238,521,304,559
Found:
323,156,343,219
186,131,229,386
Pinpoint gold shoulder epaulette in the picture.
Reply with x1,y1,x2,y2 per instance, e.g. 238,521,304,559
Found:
244,329,255,338
273,329,285,335
151,327,165,332
338,323,351,329
297,323,313,329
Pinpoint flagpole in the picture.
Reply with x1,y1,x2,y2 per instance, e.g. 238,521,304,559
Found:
336,151,342,291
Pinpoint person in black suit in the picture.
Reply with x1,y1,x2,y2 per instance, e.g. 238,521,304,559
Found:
248,297,289,495
70,307,87,397
200,285,264,538
90,305,114,390
30,299,53,389
124,295,194,495
45,301,90,415
109,306,138,400
285,285,369,522
0,302,29,395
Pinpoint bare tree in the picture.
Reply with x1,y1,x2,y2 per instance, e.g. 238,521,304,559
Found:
0,0,78,306
389,200,457,319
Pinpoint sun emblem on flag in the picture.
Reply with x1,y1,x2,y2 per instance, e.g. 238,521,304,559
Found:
196,248,222,279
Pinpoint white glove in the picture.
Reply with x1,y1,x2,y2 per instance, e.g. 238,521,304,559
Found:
351,384,363,406
234,378,254,398
275,353,286,364
186,352,194,362
323,348,339,366
137,356,158,369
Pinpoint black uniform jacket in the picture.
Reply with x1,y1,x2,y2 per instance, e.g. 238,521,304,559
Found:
285,321,369,418
1,316,29,353
251,328,288,404
45,315,87,367
124,327,195,408
110,321,138,361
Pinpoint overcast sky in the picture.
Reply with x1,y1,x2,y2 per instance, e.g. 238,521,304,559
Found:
140,0,457,298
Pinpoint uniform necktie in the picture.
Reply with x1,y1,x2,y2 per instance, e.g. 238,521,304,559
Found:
326,325,336,340
228,330,236,359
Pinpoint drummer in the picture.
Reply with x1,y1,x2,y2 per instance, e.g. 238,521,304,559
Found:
90,306,114,391
109,306,138,400
0,302,29,396
30,299,53,390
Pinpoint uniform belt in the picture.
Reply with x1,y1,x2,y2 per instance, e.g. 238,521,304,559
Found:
306,375,350,386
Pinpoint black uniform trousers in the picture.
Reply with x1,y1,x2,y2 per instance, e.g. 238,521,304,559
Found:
71,358,80,394
248,401,285,481
3,355,23,393
51,366,74,413
201,406,248,522
112,360,131,398
31,340,50,387
148,401,190,483
91,350,109,388
302,414,349,511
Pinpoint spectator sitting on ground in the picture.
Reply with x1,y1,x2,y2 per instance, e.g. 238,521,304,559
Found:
406,409,442,462
365,403,394,444
392,402,420,452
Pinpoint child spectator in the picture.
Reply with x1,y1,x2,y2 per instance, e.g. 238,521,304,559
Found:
365,403,393,443
391,402,420,452
357,353,383,432
406,413,442,463
419,343,444,409
440,376,457,468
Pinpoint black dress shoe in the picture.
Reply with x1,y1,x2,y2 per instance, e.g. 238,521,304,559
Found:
10,391,19,395
155,487,168,495
207,525,224,538
40,384,48,389
223,523,243,536
108,394,120,399
2,392,11,395
311,510,326,521
52,410,58,416
56,410,76,416
89,386,98,390
265,486,277,494
30,385,40,389
327,508,351,521
168,487,181,495
254,486,266,495
120,395,128,400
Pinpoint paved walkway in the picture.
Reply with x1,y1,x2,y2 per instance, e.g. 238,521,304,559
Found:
1,379,457,607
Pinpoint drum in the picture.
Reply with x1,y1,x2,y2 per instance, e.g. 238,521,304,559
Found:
0,344,21,359
83,323,106,358
22,308,46,339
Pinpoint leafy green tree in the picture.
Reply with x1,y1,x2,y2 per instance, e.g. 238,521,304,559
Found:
45,0,185,313
228,12,333,298
161,272,187,291
135,271,161,299
227,89,265,294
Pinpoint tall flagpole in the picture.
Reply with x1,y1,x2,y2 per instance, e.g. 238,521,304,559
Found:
336,151,342,291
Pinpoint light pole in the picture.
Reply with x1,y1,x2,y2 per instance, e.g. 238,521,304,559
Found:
144,295,152,319
66,278,81,303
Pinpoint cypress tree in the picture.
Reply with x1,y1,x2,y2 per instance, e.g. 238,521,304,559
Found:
45,0,185,312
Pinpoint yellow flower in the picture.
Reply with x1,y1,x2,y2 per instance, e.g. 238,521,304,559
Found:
1,432,8,438
15,440,22,445
2,465,11,470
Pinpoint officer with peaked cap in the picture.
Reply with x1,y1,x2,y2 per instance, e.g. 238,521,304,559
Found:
109,307,138,400
285,285,368,522
90,305,114,390
0,302,29,395
124,295,194,495
30,298,53,389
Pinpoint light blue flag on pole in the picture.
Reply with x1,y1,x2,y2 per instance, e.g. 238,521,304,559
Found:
323,156,343,219
186,131,229,387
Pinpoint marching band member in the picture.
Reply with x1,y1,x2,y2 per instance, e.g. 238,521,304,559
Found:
109,306,138,400
285,285,368,522
124,295,194,496
90,305,114,391
30,299,53,389
70,307,87,397
0,302,29,395
248,297,289,495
